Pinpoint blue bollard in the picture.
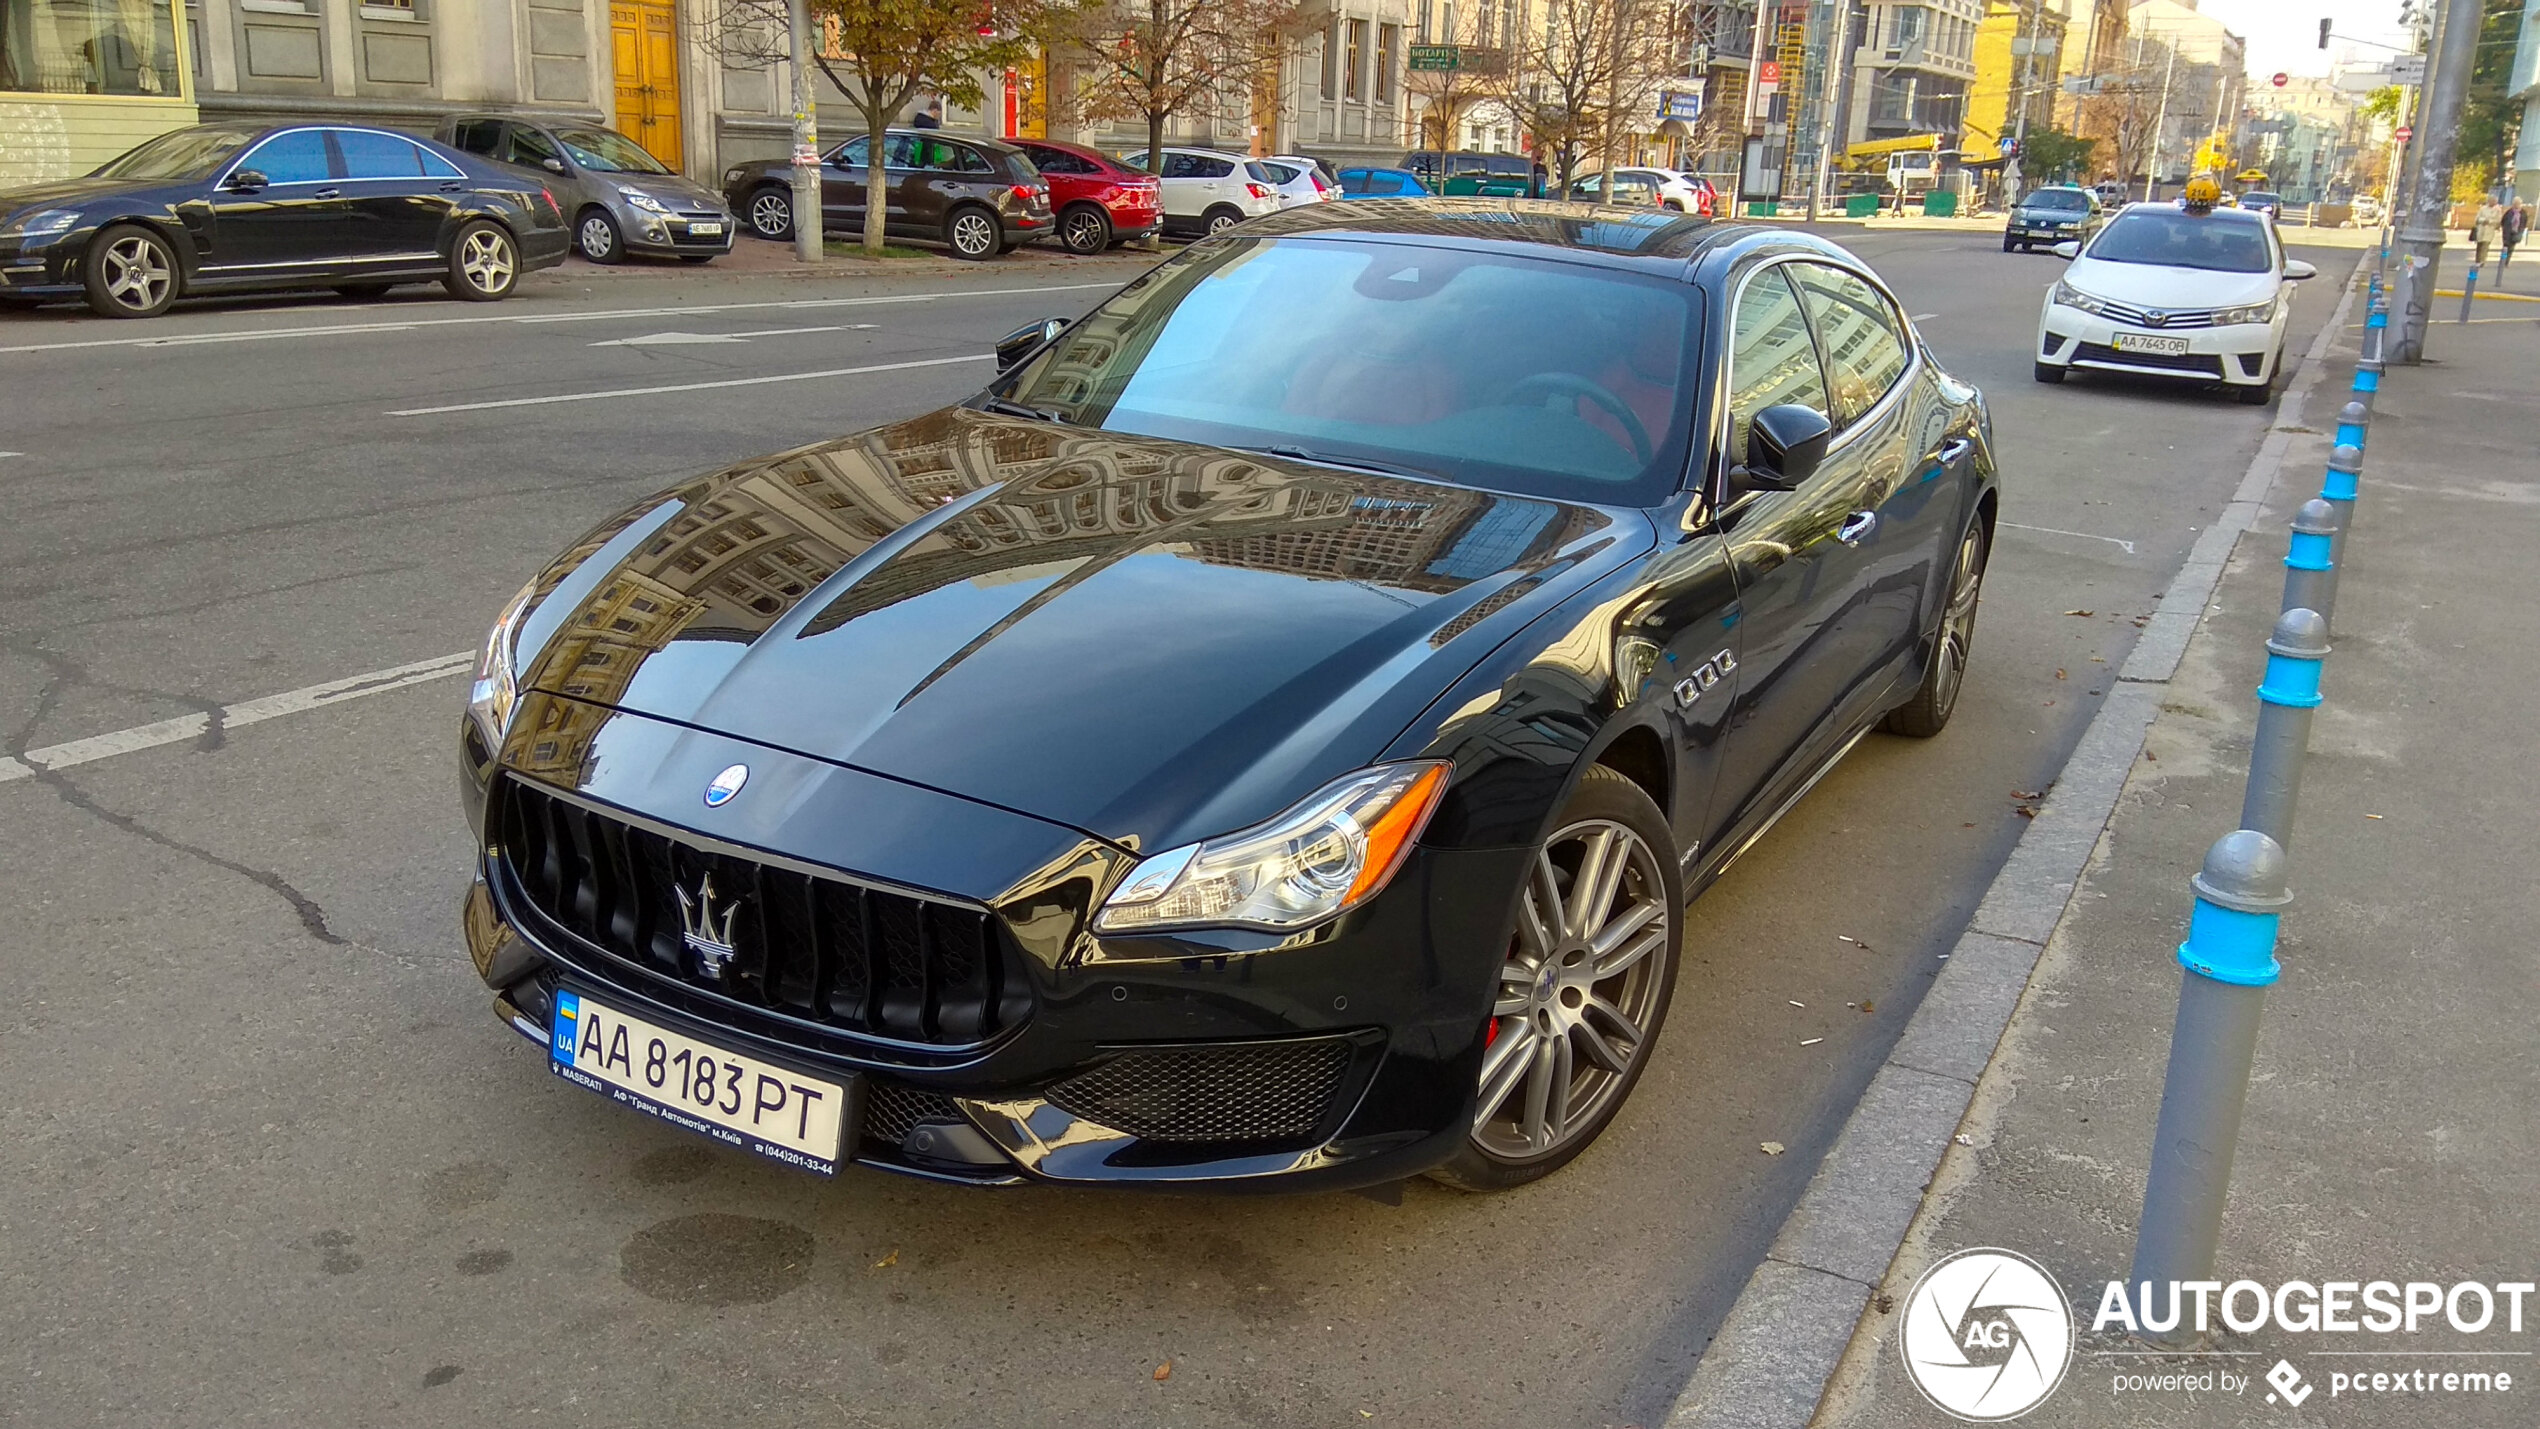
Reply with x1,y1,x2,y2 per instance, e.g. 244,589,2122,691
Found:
2280,500,2338,633
2334,403,2368,453
2321,444,2361,506
2176,832,2290,986
2361,300,2389,368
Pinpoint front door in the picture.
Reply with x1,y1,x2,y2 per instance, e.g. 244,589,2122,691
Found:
610,0,682,170
331,128,463,262
202,128,347,276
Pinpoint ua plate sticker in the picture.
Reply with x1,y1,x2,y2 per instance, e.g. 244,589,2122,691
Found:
550,989,849,1175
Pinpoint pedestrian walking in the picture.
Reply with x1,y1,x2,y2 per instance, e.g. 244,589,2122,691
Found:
2469,194,2505,267
911,97,943,130
2503,198,2529,279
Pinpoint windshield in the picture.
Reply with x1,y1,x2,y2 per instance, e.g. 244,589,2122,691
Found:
1005,236,1697,505
95,127,255,181
2241,192,2280,205
2085,209,2272,273
2024,189,2088,211
553,128,669,175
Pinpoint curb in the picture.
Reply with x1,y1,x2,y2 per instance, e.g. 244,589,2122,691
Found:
1661,252,2369,1429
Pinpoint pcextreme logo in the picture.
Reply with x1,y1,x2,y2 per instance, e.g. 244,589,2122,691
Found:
1900,1248,2077,1421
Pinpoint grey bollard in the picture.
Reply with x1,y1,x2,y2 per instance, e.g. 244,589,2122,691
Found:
2279,501,2338,635
2130,829,2292,1348
2241,609,2330,850
2317,445,2362,622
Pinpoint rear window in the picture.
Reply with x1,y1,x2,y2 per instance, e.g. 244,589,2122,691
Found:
2025,189,2089,210
1243,161,1273,183
1258,161,1299,183
2086,209,2273,273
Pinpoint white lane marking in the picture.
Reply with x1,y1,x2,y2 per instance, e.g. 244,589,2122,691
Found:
387,352,992,416
0,651,473,785
0,451,21,459
1910,312,1941,321
2000,520,2138,555
0,283,1119,356
587,322,873,347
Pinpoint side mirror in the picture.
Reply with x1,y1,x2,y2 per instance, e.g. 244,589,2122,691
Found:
2282,259,2317,280
1735,404,1834,492
540,156,566,175
2052,240,2080,259
224,169,269,193
995,316,1067,372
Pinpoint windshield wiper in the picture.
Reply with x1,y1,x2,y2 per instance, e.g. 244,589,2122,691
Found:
981,395,1068,424
1233,444,1434,480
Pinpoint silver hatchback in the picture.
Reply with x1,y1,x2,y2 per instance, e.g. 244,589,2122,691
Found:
439,116,733,263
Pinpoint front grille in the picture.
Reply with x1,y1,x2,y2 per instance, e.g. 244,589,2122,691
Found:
2071,341,2223,376
2095,299,2216,329
1043,1039,1354,1145
496,779,1030,1047
862,1080,965,1148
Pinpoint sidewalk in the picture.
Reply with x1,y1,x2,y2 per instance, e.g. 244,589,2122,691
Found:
1812,296,2540,1420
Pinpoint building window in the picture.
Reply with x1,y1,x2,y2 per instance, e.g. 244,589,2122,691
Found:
1376,23,1395,103
1416,0,1430,43
1,0,180,95
1345,18,1365,102
1321,19,1339,99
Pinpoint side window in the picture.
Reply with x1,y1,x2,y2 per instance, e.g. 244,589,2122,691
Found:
419,146,464,180
238,130,334,185
1196,157,1235,179
1571,173,1601,196
1724,266,1832,467
882,135,921,168
508,125,563,168
1338,169,1369,194
1789,263,1911,430
336,129,428,180
1368,173,1403,195
449,120,502,157
939,144,994,174
832,136,870,167
1259,161,1297,183
1161,153,1201,179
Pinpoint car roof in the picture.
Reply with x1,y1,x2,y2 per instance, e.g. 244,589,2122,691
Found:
1218,198,1839,277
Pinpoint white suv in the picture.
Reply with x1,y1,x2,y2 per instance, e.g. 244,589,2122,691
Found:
1256,155,1336,209
1119,148,1284,236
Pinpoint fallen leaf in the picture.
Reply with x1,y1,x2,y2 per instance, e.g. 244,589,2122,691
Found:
873,1249,899,1269
1860,1000,1875,1013
2063,609,2094,617
1154,1362,1172,1382
2016,806,2038,818
2145,749,2159,762
1761,1141,1786,1156
2054,668,2067,680
1800,1037,1824,1047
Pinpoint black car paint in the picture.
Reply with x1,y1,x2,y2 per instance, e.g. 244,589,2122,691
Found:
0,123,569,306
459,204,1998,1189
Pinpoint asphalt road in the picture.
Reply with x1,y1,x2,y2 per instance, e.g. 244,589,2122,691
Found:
0,231,2353,1429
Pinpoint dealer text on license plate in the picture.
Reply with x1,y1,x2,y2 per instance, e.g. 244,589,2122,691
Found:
2113,333,2191,357
550,989,851,1174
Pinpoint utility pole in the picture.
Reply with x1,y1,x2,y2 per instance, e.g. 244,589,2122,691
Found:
2005,0,2035,201
786,0,823,262
2142,39,2176,203
2392,0,2482,363
1806,0,1853,219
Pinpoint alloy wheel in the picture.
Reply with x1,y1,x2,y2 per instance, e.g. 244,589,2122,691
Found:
459,230,515,295
1473,819,1671,1160
1931,525,1984,713
1206,211,1238,234
1061,208,1107,254
101,235,172,313
750,191,791,238
950,211,997,258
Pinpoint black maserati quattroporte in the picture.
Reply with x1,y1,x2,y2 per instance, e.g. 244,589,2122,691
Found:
460,201,1998,1191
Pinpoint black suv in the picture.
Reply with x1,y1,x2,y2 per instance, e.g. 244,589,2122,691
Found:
722,131,1052,260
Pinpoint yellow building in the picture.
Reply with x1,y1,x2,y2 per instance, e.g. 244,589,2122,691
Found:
1962,1,2066,164
1,0,200,185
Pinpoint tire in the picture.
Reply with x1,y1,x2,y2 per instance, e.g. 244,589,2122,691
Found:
1883,518,1988,738
576,209,623,263
82,223,179,318
945,205,1001,260
444,221,519,302
333,283,393,301
747,186,793,241
1428,765,1683,1193
2003,236,2019,252
2033,360,2065,384
1202,204,1244,236
1058,203,1112,256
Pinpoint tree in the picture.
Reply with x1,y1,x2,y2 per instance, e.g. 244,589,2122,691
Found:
1498,0,1673,196
701,0,1064,255
1062,0,1313,172
1404,3,1513,152
2019,127,2098,184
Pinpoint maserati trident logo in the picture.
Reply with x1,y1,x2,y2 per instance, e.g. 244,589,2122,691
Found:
703,763,748,807
675,871,742,977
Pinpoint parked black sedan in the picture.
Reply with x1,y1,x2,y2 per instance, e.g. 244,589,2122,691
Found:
459,201,1997,1191
0,122,568,318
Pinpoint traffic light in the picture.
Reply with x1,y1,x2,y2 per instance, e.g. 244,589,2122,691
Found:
2319,18,2332,48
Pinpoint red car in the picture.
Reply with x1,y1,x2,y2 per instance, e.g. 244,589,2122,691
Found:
1011,139,1163,254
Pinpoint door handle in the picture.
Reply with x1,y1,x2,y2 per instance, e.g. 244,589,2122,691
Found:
312,188,341,199
1936,435,1974,465
1837,511,1878,546
439,182,466,193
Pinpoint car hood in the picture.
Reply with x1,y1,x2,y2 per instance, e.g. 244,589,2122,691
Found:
613,175,724,210
2064,255,2278,308
515,408,1644,851
0,174,146,215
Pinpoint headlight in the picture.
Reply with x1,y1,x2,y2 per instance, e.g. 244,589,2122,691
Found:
1093,762,1453,935
2050,279,2109,316
618,187,672,214
723,167,746,185
2210,295,2280,326
5,208,80,240
466,580,539,751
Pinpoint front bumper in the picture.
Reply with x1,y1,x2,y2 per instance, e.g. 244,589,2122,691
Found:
2007,220,2079,242
461,704,1513,1189
0,232,83,297
2037,302,2279,385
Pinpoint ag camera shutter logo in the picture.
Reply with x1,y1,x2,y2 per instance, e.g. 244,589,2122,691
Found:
1900,1248,2076,1420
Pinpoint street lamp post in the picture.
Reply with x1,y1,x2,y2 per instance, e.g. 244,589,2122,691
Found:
2392,0,2483,363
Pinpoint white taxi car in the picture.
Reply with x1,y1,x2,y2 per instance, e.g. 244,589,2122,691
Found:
2033,202,2317,404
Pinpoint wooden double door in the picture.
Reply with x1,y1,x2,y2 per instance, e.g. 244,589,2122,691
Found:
610,0,682,169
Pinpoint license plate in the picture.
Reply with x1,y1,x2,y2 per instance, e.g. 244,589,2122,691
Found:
2113,333,2190,357
549,988,852,1175
687,221,723,237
